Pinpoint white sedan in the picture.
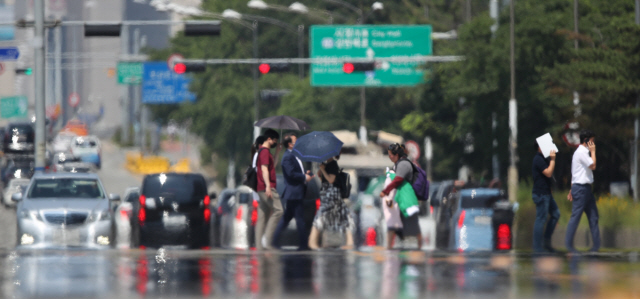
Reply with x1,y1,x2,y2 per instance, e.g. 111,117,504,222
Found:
3,178,31,207
70,136,102,169
51,132,77,153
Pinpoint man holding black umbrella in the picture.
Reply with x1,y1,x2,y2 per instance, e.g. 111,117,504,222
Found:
255,129,283,250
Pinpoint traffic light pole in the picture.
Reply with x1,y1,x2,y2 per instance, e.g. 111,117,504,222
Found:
121,24,130,145
34,0,46,171
252,21,261,141
360,87,367,145
298,25,304,79
508,0,518,203
55,26,63,129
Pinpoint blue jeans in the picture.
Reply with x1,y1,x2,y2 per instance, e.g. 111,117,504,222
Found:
565,184,600,252
532,193,560,252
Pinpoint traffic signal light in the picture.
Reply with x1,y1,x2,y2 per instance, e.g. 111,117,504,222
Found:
184,23,221,36
258,63,290,74
84,24,122,37
173,62,207,74
15,68,33,75
342,62,375,74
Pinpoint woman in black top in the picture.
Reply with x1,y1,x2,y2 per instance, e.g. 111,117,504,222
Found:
308,157,354,249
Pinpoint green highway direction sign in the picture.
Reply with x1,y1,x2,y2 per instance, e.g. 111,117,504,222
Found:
117,62,143,85
0,96,28,119
310,25,432,87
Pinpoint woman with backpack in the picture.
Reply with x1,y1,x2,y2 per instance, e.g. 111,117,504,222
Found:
380,143,423,250
308,156,355,250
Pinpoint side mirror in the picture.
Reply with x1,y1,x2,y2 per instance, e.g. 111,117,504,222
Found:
108,193,120,201
209,192,217,200
11,192,23,202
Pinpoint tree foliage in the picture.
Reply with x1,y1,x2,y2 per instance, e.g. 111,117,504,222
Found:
148,0,639,190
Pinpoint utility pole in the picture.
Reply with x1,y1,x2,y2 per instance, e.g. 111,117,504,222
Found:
358,11,367,145
508,0,518,203
634,0,640,202
490,0,499,179
34,0,46,171
133,28,142,149
120,24,130,145
55,26,62,130
252,21,260,141
298,25,304,79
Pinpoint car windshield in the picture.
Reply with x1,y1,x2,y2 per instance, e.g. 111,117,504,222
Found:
27,178,105,199
74,138,97,148
56,134,75,143
125,191,139,203
460,194,503,209
143,174,206,203
11,125,33,136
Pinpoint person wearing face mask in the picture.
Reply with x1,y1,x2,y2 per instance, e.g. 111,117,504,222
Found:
308,155,354,250
255,129,282,250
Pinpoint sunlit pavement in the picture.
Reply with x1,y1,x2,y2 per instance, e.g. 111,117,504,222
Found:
0,248,638,299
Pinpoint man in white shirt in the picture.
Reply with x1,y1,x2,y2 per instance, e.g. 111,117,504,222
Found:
565,130,600,252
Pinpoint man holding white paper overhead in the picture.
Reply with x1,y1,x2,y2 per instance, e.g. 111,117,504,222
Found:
531,135,560,253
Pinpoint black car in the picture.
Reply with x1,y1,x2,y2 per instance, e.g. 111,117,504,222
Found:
3,122,35,154
1,158,34,185
131,173,211,249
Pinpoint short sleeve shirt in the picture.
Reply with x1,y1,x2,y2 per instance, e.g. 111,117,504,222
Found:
256,146,276,191
571,144,594,184
394,159,414,183
532,153,551,195
321,160,340,184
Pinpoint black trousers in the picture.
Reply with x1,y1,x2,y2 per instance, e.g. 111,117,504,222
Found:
272,199,309,250
565,184,600,252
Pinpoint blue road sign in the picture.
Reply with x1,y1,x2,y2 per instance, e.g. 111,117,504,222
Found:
142,62,196,104
0,47,19,60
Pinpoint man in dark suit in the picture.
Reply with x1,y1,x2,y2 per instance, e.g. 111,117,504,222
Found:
272,133,313,250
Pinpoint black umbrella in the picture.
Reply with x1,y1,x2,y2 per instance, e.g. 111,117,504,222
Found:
292,131,343,162
254,115,310,131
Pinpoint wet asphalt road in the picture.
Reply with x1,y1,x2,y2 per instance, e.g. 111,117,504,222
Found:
0,248,639,299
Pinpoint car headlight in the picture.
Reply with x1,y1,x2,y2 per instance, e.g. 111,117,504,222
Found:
20,210,43,221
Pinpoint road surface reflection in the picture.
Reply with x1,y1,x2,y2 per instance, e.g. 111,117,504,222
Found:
3,249,640,298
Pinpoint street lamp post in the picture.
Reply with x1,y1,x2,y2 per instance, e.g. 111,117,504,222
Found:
634,0,640,202
252,21,260,141
508,0,518,203
34,0,46,171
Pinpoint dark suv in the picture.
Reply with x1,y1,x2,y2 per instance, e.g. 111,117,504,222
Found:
131,173,211,248
3,122,35,154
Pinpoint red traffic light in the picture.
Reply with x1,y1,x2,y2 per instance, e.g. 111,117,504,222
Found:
173,62,186,74
259,63,271,74
343,63,354,74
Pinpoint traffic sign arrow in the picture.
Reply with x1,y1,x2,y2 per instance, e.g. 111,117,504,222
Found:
0,47,20,61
